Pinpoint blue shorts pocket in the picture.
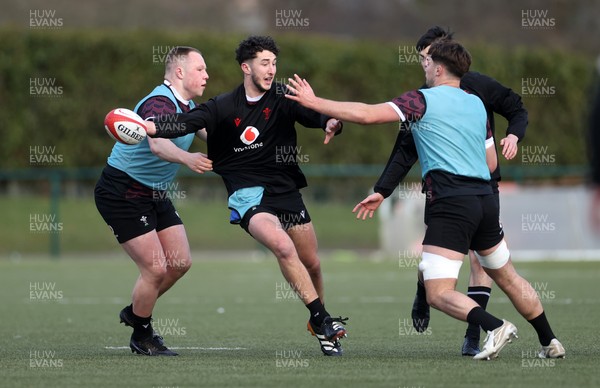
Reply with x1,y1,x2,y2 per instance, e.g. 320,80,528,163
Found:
227,186,264,224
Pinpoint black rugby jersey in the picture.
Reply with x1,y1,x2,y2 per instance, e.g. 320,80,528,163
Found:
153,83,332,195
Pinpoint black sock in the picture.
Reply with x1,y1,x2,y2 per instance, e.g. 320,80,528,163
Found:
528,311,556,346
466,306,503,332
416,280,426,298
465,286,492,339
128,304,153,340
306,298,329,327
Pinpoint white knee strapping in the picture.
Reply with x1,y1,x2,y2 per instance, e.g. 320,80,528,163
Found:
418,252,463,280
475,240,510,269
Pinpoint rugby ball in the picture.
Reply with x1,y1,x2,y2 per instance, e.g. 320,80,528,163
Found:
104,108,147,145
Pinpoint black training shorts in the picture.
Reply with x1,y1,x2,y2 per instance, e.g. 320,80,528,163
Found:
94,165,183,244
423,194,503,254
240,190,311,233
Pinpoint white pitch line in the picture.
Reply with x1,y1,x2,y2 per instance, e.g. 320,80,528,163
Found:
104,346,246,350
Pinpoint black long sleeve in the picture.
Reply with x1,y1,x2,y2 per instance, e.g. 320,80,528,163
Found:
460,72,528,182
461,72,528,142
373,128,419,198
151,100,216,138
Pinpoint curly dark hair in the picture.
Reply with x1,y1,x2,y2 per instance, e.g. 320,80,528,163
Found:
415,26,454,51
235,35,280,64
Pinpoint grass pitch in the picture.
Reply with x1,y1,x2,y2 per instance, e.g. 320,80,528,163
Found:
1,196,378,255
1,255,598,387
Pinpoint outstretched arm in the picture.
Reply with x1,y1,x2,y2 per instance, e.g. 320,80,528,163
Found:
285,74,399,125
148,137,212,174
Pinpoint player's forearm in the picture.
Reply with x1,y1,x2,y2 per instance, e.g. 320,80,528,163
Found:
374,157,416,198
498,90,528,141
307,97,381,125
505,114,527,141
148,138,191,164
373,131,418,197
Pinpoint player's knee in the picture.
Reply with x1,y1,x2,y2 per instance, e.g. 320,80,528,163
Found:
270,238,297,261
181,257,192,272
423,287,447,310
169,259,192,279
144,263,169,285
168,252,192,273
425,292,439,309
418,252,462,281
301,254,321,273
475,240,510,270
306,262,321,276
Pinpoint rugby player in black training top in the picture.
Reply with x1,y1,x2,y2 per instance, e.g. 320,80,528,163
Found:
144,36,348,356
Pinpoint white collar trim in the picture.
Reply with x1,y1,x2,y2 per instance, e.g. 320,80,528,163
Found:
164,80,190,105
246,93,264,102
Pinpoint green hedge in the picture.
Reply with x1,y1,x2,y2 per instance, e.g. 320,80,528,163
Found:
0,28,593,168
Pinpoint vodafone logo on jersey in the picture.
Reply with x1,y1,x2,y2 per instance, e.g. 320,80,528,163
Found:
240,126,260,145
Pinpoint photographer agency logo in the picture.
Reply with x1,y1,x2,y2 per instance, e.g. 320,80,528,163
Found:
29,9,63,29
398,45,420,65
399,317,431,336
30,350,63,368
521,9,556,29
275,349,309,368
521,78,556,98
30,78,63,97
29,213,63,233
521,213,556,233
275,9,309,29
30,281,63,301
521,145,555,165
29,145,64,165
275,145,309,165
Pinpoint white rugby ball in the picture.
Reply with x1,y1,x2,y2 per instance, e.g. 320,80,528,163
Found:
104,108,147,145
